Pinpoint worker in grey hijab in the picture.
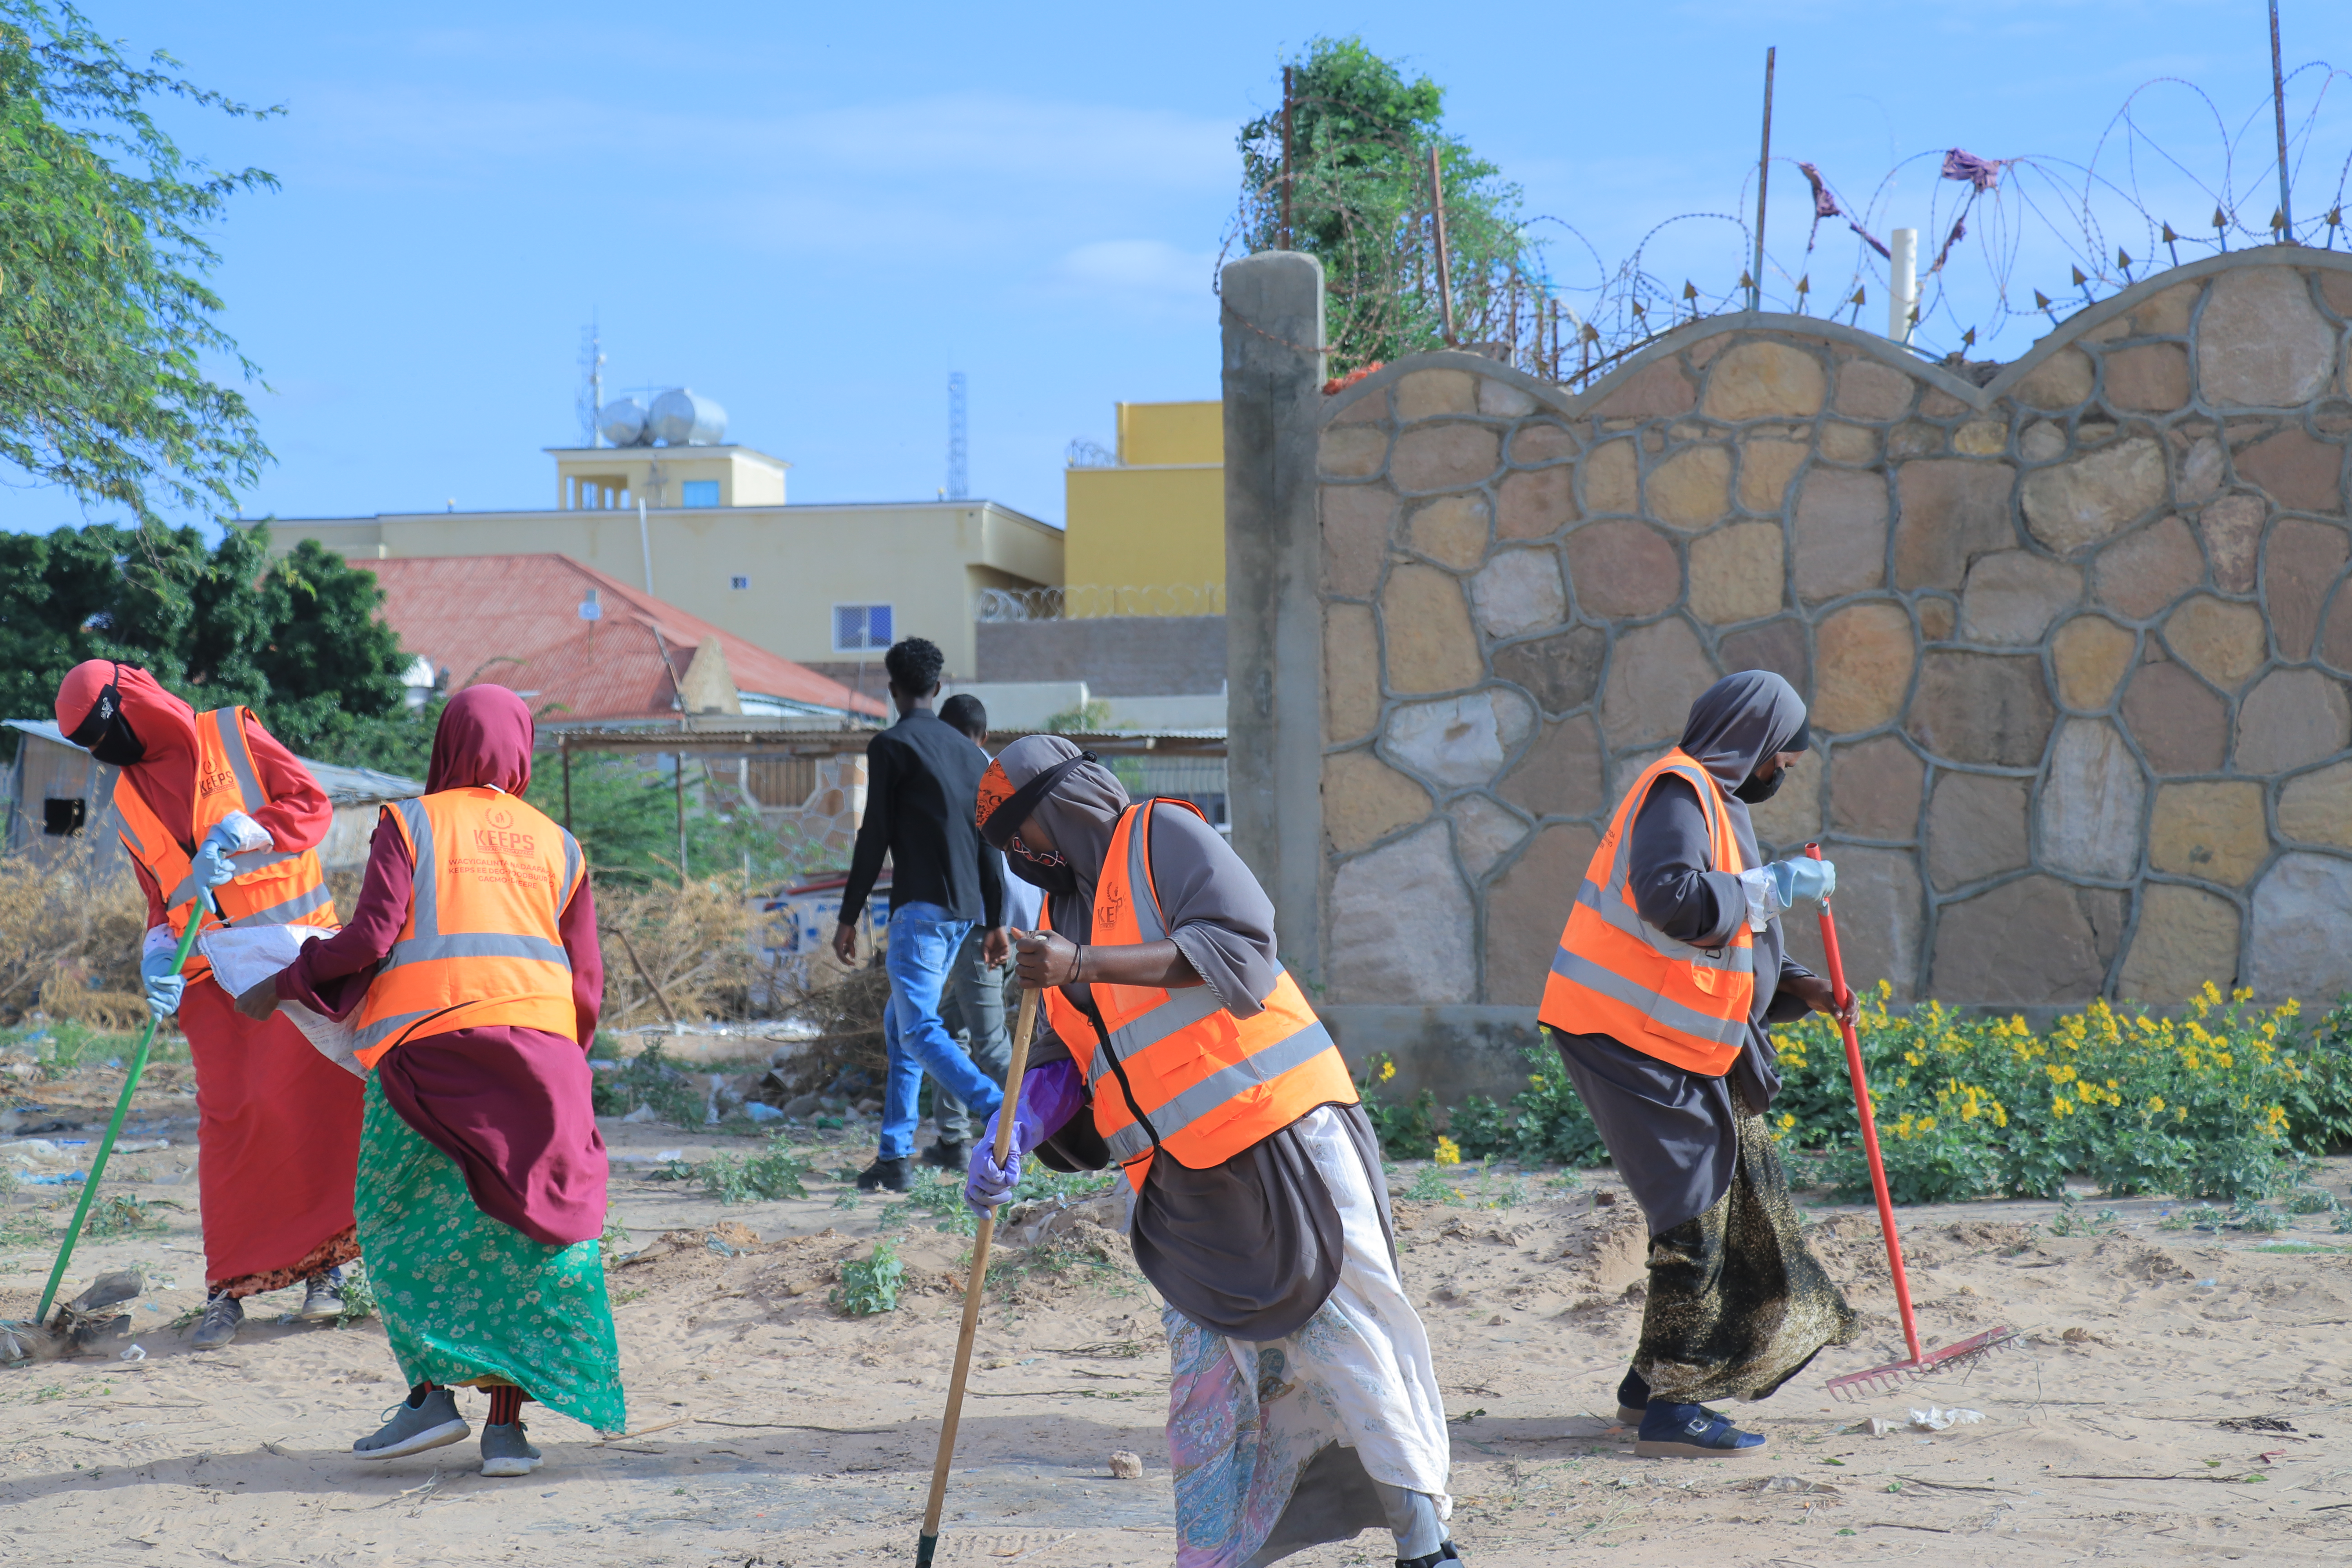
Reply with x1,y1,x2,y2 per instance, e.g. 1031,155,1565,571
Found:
1547,670,1860,1457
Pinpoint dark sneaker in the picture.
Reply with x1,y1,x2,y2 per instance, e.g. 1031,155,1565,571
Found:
918,1139,968,1172
855,1156,910,1193
299,1271,344,1322
190,1291,243,1351
1613,1365,1724,1426
1632,1400,1769,1459
479,1420,543,1477
1398,1546,1463,1567
355,1387,469,1460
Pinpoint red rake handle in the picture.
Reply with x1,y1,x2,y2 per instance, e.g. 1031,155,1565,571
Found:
1804,842,1923,1367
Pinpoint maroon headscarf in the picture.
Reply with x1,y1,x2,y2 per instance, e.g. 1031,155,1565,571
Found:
429,685,534,794
54,660,205,834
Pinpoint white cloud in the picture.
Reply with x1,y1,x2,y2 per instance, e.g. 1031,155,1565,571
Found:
1053,239,1220,302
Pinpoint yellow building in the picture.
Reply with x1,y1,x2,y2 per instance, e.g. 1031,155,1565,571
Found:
1060,401,1223,617
267,444,1062,683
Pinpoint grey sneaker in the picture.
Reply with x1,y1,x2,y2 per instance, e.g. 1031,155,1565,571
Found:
479,1420,543,1477
189,1291,243,1350
355,1388,469,1460
299,1271,343,1321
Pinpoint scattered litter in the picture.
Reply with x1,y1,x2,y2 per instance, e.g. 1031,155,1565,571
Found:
1739,1475,1838,1496
120,1345,146,1362
24,1171,84,1185
742,1102,784,1124
2195,1279,2219,1288
0,1139,79,1172
1108,1450,1143,1479
1841,1417,1899,1437
588,1060,618,1071
2218,1416,2296,1434
655,1149,684,1163
56,1138,90,1147
706,1234,739,1258
1909,1407,1984,1432
619,1105,657,1124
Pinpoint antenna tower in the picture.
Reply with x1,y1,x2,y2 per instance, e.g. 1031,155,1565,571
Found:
946,371,969,500
576,319,605,446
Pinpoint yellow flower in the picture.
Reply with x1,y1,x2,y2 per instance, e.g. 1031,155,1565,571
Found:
2052,1098,2074,1118
1917,1115,1937,1132
1379,1060,1397,1083
2146,1095,2166,1114
1777,1111,1796,1131
1432,1136,1461,1166
1992,1104,2009,1128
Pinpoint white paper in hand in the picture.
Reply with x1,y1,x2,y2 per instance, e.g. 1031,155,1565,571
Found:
196,926,366,1078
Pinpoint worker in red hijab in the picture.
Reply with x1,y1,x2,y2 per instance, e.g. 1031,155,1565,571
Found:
54,661,364,1351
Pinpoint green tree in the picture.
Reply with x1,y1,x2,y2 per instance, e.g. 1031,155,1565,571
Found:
1236,37,1544,376
0,521,423,771
521,753,834,890
0,2,279,523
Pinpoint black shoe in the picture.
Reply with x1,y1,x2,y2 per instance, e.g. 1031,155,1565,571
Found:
190,1290,243,1351
1398,1546,1462,1567
856,1156,910,1193
918,1139,968,1171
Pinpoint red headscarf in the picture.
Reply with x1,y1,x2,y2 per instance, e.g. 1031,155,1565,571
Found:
54,660,205,834
429,685,535,795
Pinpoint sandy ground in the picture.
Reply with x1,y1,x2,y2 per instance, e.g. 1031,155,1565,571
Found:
3,1075,2351,1567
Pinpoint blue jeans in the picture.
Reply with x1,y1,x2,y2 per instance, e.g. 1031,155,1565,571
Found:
878,902,1002,1160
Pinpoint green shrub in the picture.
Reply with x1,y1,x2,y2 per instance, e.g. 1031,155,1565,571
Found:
1770,982,2318,1203
701,1136,812,1204
831,1240,904,1316
1353,1054,1440,1160
591,1042,704,1127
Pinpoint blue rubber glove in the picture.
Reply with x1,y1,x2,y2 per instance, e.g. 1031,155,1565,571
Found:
187,824,247,893
140,943,185,1018
1767,857,1837,906
965,1058,1089,1217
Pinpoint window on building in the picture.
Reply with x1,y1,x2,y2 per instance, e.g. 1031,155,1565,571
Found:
833,604,894,652
43,798,85,837
681,479,720,508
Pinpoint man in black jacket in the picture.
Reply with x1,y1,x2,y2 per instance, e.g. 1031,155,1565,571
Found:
833,637,1007,1192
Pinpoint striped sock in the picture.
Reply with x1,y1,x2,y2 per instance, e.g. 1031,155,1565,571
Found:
487,1387,523,1426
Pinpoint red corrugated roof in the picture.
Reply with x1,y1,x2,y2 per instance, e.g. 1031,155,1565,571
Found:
358,554,887,722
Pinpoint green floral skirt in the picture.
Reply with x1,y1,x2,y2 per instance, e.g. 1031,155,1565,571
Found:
353,1074,626,1435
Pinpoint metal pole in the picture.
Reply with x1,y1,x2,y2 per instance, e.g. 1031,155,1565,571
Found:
674,752,688,887
637,497,655,596
1887,227,1918,343
1751,46,1777,312
561,739,573,832
2272,0,2294,239
1428,145,1457,345
1280,65,1294,250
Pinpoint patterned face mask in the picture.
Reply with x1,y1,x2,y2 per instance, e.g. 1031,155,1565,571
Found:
1006,834,1076,895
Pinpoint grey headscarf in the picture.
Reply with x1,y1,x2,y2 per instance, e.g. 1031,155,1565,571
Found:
1677,671,1811,872
990,732,1281,1017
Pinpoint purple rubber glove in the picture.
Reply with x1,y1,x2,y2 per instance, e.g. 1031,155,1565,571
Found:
964,1058,1087,1216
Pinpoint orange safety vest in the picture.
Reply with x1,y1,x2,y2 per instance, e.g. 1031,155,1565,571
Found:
1537,748,1757,1076
350,788,585,1069
113,706,338,986
1039,799,1356,1192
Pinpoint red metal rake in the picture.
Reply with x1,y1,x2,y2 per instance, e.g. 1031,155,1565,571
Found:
1803,844,2020,1401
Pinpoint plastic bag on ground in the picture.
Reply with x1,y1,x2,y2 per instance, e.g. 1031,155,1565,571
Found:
1909,1406,1985,1431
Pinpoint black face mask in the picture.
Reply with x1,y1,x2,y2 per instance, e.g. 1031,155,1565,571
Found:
1732,766,1784,804
67,670,145,768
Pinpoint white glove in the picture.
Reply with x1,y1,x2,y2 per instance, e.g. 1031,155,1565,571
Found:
1738,858,1837,931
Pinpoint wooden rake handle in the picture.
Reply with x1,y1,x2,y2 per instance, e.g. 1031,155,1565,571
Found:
917,977,1040,1565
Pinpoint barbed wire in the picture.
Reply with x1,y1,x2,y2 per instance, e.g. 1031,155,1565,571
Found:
1219,69,2352,388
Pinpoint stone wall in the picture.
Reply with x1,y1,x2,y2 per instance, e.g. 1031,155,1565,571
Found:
1249,251,2352,1089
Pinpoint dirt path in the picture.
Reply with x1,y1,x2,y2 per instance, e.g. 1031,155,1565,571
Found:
2,1093,2349,1566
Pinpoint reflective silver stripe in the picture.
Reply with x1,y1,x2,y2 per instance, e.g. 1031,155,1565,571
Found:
1103,1120,1156,1162
396,799,437,936
165,868,207,912
380,933,571,973
211,708,264,813
1573,880,1755,971
1578,760,1752,968
1129,1020,1344,1142
1086,986,1229,1088
1125,805,1166,942
230,882,333,928
354,1007,441,1051
561,830,582,906
1547,947,1749,1049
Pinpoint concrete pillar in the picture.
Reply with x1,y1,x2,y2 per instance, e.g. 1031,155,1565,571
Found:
1221,250,1327,986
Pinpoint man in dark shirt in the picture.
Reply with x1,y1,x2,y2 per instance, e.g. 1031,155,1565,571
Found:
833,637,1008,1192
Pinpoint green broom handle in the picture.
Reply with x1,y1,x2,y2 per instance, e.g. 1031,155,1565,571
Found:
34,911,206,1322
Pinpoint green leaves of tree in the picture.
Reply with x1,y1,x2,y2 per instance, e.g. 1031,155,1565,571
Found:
0,2,278,523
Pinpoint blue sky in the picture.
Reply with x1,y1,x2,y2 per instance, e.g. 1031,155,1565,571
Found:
1,1,2345,538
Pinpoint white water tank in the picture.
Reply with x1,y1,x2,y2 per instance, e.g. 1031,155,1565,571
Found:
597,397,649,446
648,387,726,446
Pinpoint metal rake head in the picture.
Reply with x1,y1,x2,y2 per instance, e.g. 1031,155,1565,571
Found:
1825,1325,2021,1402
